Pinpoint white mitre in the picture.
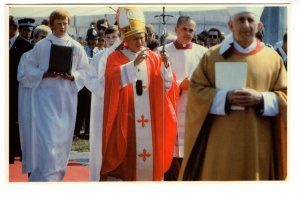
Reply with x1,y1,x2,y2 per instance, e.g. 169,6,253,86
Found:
117,7,146,38
228,6,264,19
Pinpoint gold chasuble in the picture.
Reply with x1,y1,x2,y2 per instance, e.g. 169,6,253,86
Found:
178,43,287,181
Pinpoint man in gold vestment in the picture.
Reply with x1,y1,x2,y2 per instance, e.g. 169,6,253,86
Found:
178,6,287,181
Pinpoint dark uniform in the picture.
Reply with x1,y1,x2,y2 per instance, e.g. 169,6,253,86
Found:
9,16,34,163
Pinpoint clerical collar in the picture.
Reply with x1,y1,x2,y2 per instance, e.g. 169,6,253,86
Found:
121,47,142,61
49,33,70,42
233,39,257,54
173,40,193,49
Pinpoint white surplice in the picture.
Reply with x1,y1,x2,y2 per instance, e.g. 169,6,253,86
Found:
17,50,35,174
163,42,208,158
21,34,91,181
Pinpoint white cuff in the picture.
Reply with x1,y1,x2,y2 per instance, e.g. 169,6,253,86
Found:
261,92,279,116
209,90,227,115
72,71,81,93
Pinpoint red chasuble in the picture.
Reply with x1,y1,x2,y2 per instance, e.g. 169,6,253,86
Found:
101,49,177,181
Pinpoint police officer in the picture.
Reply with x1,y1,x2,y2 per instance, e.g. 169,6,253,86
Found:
9,16,33,163
84,26,100,62
18,18,35,41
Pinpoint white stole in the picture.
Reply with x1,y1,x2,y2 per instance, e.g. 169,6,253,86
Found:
133,60,154,181
121,48,154,181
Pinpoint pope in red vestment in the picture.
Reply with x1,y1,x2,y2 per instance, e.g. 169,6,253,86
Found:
100,7,177,181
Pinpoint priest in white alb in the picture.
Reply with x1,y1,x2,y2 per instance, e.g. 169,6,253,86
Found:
160,16,208,181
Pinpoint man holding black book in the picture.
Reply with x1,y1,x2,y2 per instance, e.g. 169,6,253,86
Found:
20,8,92,181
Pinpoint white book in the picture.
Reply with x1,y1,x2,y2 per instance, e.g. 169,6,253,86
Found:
215,62,247,110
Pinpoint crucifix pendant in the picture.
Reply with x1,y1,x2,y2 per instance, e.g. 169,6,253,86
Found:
136,80,143,96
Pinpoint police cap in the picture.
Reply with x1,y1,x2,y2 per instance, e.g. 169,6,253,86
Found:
86,27,99,40
18,18,35,31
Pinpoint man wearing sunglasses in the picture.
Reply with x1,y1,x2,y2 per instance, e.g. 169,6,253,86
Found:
206,27,222,48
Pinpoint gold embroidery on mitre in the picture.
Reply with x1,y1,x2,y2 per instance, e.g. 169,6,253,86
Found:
118,7,146,38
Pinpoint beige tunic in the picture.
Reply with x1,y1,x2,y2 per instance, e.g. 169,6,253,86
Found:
178,44,287,181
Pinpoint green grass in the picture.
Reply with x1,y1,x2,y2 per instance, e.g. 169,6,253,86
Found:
71,137,89,152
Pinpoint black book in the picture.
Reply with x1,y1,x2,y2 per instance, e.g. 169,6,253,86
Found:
48,43,74,75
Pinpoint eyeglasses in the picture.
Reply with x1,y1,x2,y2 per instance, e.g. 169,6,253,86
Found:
105,35,118,39
208,35,218,39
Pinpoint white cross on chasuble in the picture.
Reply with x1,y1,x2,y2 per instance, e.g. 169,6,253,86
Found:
134,60,154,181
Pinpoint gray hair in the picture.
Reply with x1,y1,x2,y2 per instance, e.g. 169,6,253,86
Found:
176,16,196,27
33,24,52,38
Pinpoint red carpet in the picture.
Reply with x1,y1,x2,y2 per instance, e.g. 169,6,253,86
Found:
9,157,89,182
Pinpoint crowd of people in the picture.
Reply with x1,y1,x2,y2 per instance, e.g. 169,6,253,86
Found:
9,6,287,182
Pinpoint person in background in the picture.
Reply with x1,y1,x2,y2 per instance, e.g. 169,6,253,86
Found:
74,27,100,139
147,39,160,52
160,16,208,181
96,18,109,35
41,19,49,26
84,27,100,62
255,25,273,49
103,25,120,48
31,25,51,44
206,27,222,48
276,32,287,70
90,21,96,28
18,18,35,41
20,8,91,181
191,32,199,44
17,24,52,177
9,15,33,164
97,33,106,51
145,24,156,45
76,36,85,46
178,6,287,181
197,30,208,47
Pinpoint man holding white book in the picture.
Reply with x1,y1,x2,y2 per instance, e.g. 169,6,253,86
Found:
178,6,287,181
